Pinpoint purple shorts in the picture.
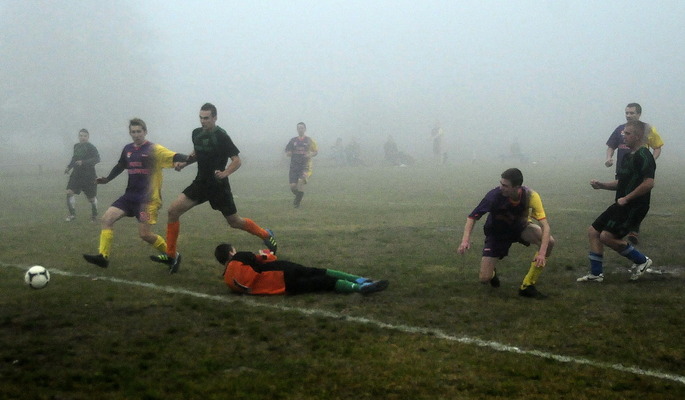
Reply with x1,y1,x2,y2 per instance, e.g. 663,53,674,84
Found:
111,194,149,223
482,233,530,259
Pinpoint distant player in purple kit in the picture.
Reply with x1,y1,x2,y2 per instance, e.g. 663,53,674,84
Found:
83,118,188,268
579,120,655,282
457,168,555,299
285,122,318,208
64,129,100,222
604,103,664,245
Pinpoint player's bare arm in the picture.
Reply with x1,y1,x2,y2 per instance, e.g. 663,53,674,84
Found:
605,147,615,167
617,177,655,206
590,179,618,190
214,155,241,179
458,218,476,254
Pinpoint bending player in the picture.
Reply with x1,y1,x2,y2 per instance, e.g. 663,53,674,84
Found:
457,168,555,299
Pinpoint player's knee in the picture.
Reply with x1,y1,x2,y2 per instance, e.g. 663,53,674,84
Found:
587,226,599,239
227,219,242,229
598,230,615,245
168,206,183,220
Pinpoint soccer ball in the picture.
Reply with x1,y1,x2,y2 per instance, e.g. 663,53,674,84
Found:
25,266,50,289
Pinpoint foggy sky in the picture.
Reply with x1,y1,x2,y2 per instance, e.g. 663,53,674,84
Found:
2,0,684,164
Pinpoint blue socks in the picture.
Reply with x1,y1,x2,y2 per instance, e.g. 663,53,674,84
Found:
620,244,647,265
589,252,603,275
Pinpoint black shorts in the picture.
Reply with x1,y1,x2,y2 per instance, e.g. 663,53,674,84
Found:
182,180,237,216
278,262,337,294
67,174,97,198
592,203,649,238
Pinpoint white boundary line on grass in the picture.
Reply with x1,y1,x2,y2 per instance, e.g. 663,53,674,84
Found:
10,266,685,386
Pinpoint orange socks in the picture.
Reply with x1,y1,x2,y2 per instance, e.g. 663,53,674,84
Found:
242,218,268,239
166,221,180,256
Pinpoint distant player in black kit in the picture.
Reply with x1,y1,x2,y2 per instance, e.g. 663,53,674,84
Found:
64,129,100,222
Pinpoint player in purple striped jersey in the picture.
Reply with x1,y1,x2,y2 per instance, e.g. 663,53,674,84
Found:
285,122,318,208
83,118,188,268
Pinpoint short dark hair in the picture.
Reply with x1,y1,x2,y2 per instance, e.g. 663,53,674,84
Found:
129,118,147,132
626,103,642,114
625,120,646,138
201,103,217,117
215,243,233,265
501,168,523,187
297,122,306,129
79,129,89,135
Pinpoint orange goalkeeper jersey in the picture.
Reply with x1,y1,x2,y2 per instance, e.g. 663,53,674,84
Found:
223,250,286,295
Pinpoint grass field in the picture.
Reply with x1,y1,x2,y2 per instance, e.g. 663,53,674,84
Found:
1,156,684,399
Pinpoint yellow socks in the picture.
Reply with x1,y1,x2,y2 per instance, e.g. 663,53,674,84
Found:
98,229,114,258
152,234,167,254
521,252,544,290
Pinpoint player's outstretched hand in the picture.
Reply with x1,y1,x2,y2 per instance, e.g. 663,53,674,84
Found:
95,177,109,184
590,179,602,189
457,240,470,255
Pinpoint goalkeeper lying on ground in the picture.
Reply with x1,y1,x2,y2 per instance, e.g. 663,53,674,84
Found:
215,243,388,295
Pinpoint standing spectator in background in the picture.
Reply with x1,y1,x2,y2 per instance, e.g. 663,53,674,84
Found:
331,137,346,166
384,135,400,166
345,138,364,166
64,129,100,222
285,122,318,208
604,103,664,245
431,123,447,165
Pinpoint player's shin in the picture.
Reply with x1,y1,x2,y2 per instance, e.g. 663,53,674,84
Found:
521,252,544,289
166,221,180,256
98,229,114,258
326,269,368,283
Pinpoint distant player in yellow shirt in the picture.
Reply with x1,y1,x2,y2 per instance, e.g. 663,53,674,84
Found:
285,122,318,208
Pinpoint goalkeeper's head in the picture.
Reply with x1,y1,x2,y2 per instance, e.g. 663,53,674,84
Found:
215,243,236,265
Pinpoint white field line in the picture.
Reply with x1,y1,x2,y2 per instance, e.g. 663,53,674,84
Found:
8,265,685,386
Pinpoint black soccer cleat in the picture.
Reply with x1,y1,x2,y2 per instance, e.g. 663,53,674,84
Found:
518,285,547,299
359,280,390,294
263,229,278,254
150,253,182,274
150,253,175,265
169,253,182,274
83,253,109,268
490,269,500,288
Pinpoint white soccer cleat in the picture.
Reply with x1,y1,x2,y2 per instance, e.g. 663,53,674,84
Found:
630,257,652,281
577,273,604,282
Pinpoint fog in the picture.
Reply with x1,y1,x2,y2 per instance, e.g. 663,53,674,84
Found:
2,0,684,167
